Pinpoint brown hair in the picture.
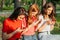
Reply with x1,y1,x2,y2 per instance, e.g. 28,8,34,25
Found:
28,4,40,17
41,2,56,21
28,4,40,24
9,7,27,20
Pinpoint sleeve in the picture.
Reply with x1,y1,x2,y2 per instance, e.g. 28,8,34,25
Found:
37,15,43,29
2,20,9,33
39,15,43,20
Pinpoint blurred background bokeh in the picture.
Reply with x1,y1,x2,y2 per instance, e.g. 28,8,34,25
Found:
0,0,60,39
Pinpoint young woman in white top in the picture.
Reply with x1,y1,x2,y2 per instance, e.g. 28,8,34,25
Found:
36,2,56,40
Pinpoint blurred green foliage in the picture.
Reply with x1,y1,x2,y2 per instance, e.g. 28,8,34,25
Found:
0,16,6,23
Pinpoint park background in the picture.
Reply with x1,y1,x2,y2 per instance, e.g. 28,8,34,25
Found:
0,0,60,40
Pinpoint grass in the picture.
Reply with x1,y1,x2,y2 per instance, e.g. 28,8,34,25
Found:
55,13,60,22
50,13,60,34
51,27,60,34
0,16,6,23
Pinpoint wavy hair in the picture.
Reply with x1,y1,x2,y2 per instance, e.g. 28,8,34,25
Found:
9,7,26,20
41,2,56,21
28,4,40,17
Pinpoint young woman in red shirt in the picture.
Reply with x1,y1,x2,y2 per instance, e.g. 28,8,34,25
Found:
2,7,27,40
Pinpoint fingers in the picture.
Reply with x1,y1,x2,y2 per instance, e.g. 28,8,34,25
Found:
16,27,23,32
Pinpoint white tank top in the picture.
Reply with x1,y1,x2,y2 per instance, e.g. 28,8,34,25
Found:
38,15,50,32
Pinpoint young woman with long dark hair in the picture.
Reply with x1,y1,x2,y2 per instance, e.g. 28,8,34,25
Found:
2,7,27,40
37,2,56,40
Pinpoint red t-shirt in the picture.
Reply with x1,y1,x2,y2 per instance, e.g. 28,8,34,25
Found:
2,18,22,40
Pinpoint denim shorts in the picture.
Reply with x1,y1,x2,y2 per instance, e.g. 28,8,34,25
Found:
22,34,38,40
38,31,50,40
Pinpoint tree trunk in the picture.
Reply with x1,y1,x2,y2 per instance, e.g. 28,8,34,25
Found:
41,0,47,11
35,0,37,4
42,0,47,6
14,0,21,9
32,0,35,4
0,0,4,11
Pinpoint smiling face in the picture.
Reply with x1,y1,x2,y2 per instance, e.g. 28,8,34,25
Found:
46,7,53,15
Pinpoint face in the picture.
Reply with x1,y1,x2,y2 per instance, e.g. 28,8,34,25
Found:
17,14,25,20
31,11,38,16
46,7,53,15
30,8,38,17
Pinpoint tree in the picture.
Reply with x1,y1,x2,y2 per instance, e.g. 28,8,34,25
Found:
5,0,13,7
0,0,4,11
14,0,21,9
42,0,47,6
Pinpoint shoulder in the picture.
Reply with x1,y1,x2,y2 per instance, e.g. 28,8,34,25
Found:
39,14,43,17
3,18,11,24
38,14,43,19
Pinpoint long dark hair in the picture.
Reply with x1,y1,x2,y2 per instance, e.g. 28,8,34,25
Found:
41,2,56,20
9,7,26,20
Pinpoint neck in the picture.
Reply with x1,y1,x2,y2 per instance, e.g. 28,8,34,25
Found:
44,14,49,19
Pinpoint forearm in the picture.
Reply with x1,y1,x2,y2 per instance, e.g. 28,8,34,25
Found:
38,22,47,32
50,21,55,31
2,33,8,40
30,20,40,27
2,29,22,39
7,30,18,39
50,24,54,31
22,20,40,34
2,30,18,40
50,20,56,31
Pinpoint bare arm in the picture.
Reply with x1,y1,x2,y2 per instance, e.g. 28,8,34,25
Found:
21,19,40,34
2,28,23,40
50,21,56,31
50,25,54,31
38,21,48,32
38,20,55,32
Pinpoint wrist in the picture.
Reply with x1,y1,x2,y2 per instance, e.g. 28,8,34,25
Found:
50,24,54,26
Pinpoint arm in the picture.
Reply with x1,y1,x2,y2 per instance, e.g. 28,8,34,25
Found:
35,20,42,31
46,19,56,31
21,19,40,34
50,20,56,31
50,24,54,31
50,16,56,31
2,27,23,40
35,15,44,31
38,21,48,32
2,19,23,40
